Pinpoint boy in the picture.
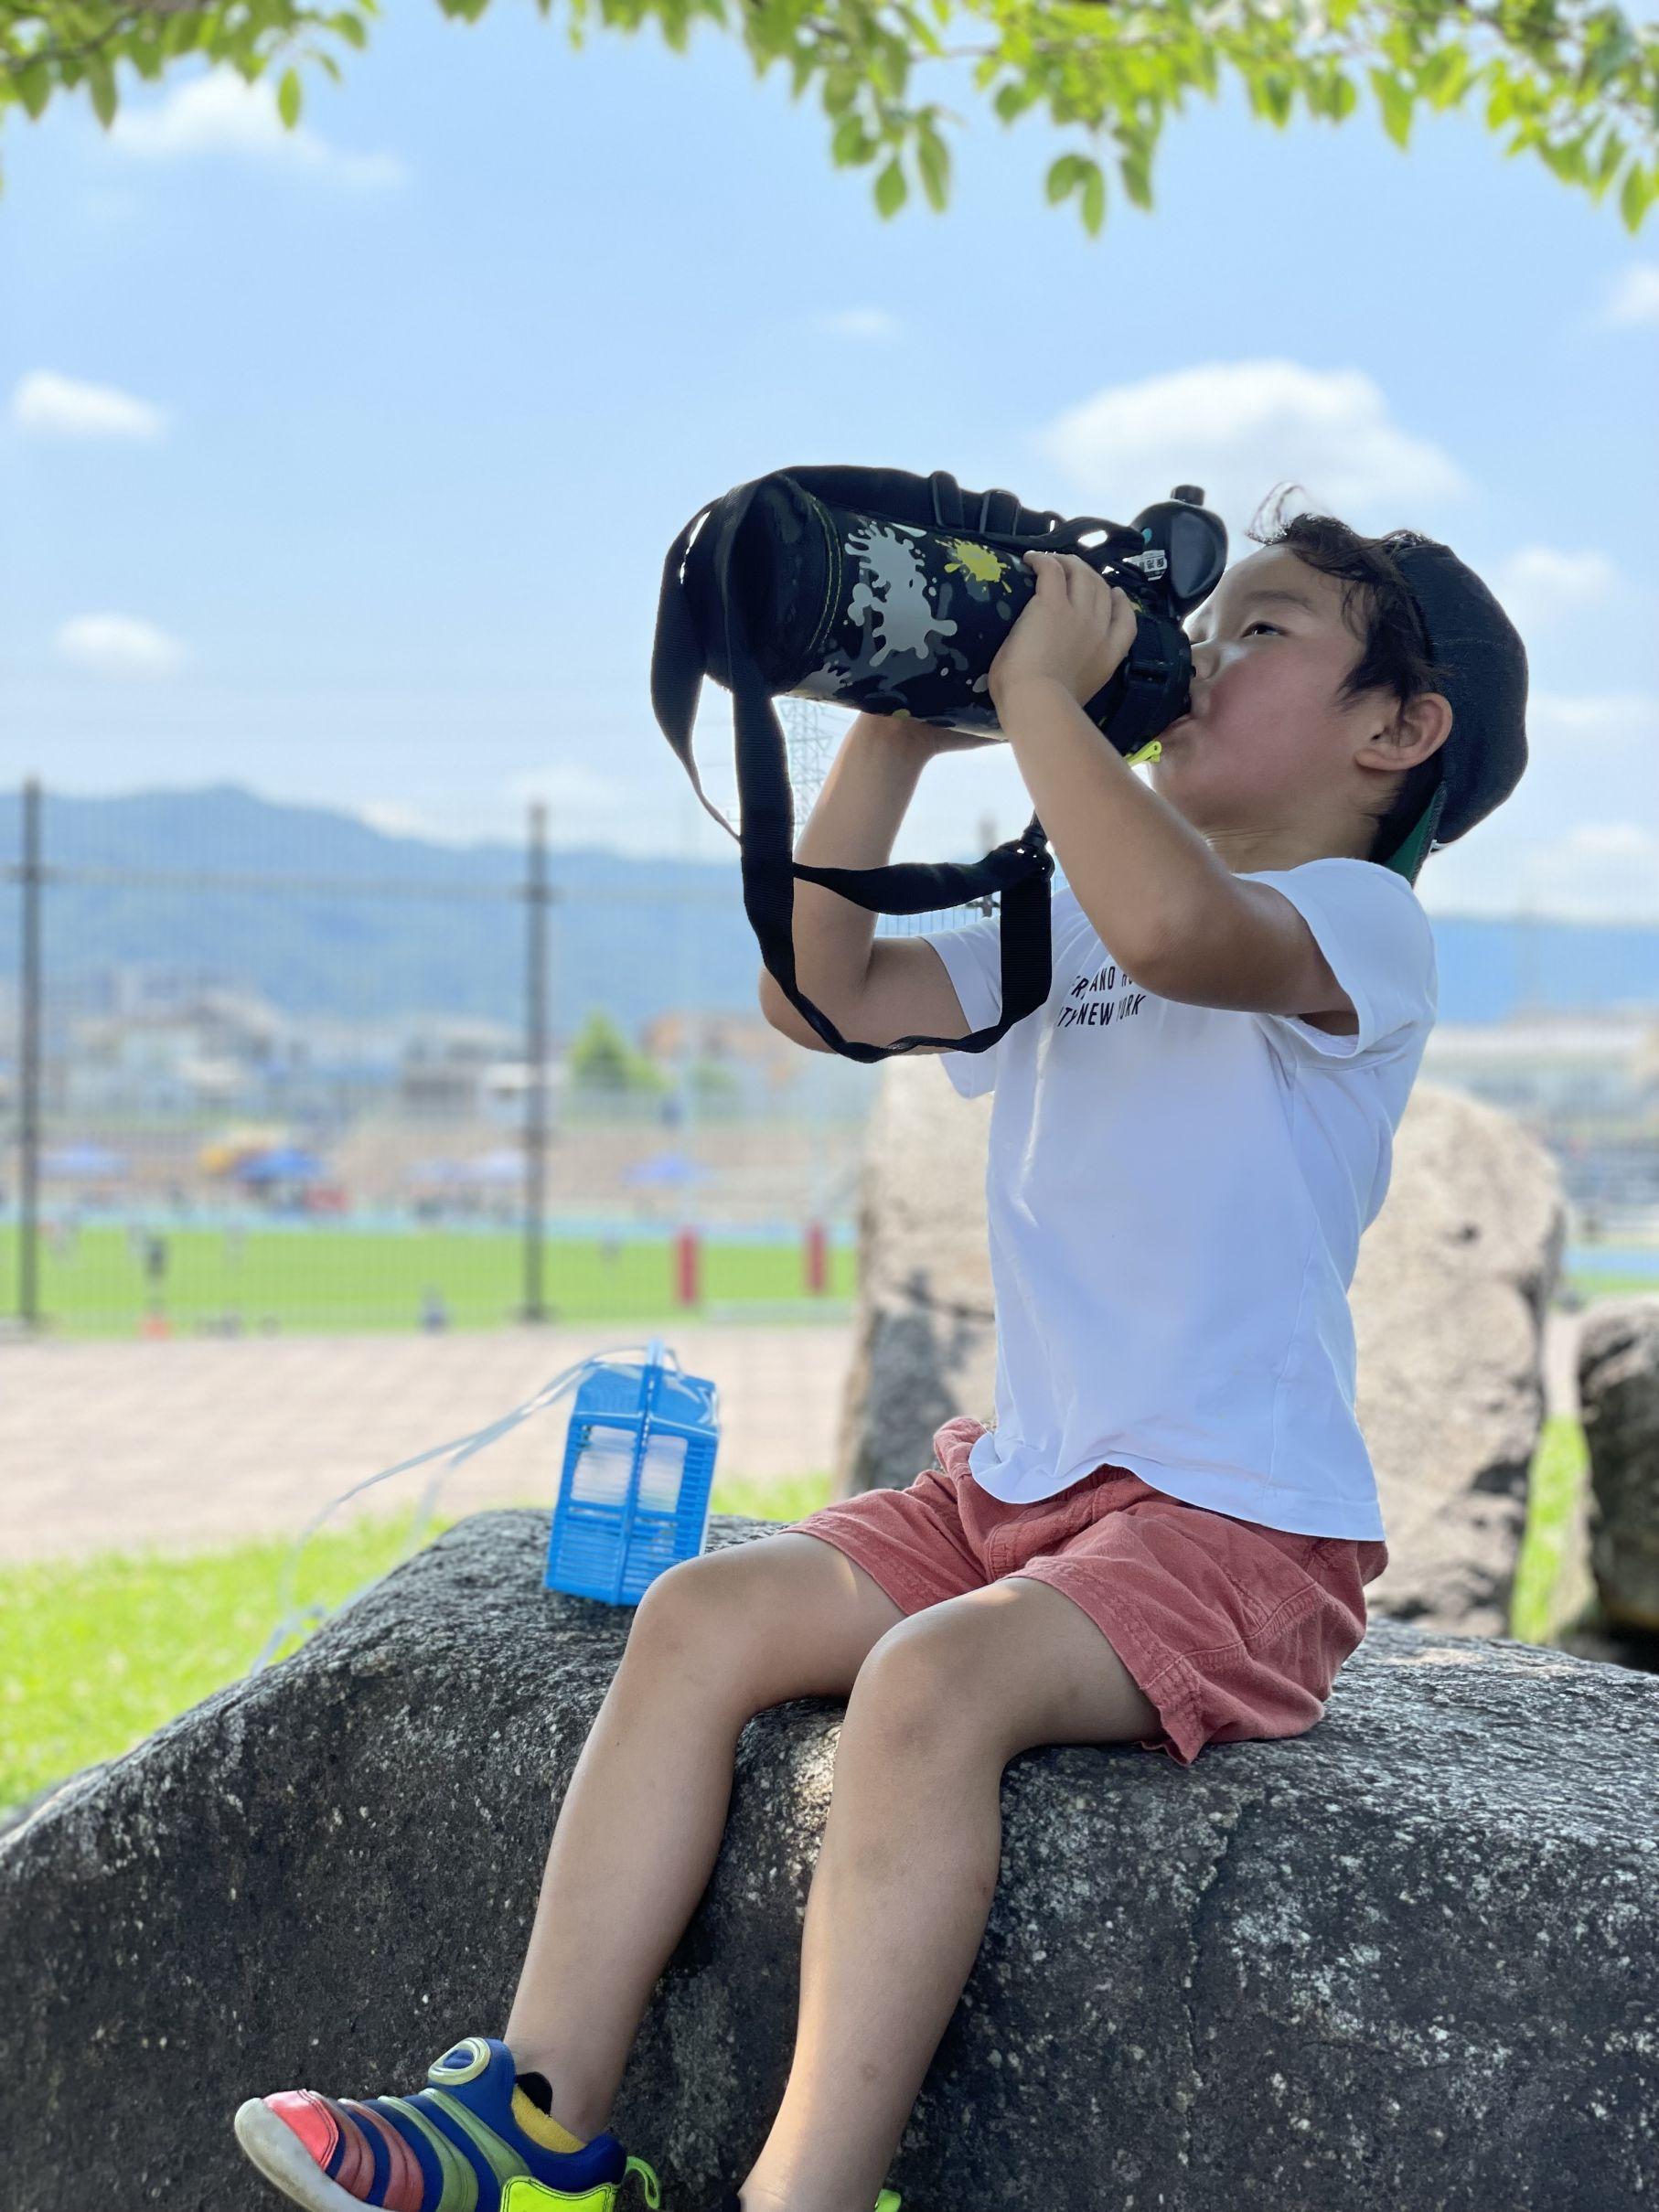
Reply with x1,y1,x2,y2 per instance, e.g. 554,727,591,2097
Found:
233,490,1528,2212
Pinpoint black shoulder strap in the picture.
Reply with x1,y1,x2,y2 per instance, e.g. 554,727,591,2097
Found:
650,476,1057,1065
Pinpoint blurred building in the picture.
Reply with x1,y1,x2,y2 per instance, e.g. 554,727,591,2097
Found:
1422,1010,1659,1125
396,1017,528,1120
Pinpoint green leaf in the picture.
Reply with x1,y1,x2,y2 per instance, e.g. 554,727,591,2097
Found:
1594,129,1625,191
832,112,868,164
1418,44,1470,109
1370,67,1413,149
1620,160,1655,230
1537,133,1588,184
871,42,908,101
15,60,50,122
1331,71,1358,120
278,68,303,127
87,56,117,130
1120,144,1153,209
821,64,858,118
874,155,906,217
1045,152,1083,204
333,11,370,49
1079,158,1106,233
916,126,950,211
164,11,203,57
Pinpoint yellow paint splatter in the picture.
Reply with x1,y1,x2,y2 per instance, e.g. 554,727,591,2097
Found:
944,539,1007,587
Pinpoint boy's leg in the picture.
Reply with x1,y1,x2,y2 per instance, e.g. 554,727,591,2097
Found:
739,1576,1160,2212
502,1532,906,2141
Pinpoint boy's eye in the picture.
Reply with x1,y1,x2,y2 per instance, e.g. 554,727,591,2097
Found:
1188,618,1283,647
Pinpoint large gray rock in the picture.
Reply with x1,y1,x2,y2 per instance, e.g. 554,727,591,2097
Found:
1578,1295,1659,1634
832,1059,997,1497
837,1069,1564,1638
1348,1084,1564,1636
3,1509,1656,2212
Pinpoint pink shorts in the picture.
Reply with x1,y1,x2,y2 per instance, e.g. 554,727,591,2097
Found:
788,1414,1387,1767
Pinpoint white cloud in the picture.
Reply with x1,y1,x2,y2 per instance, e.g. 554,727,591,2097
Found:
54,614,187,679
355,800,488,848
505,760,716,857
1033,358,1472,545
1517,820,1659,921
358,800,432,840
1528,689,1659,748
110,69,406,187
808,308,902,341
1418,817,1659,923
11,370,167,441
1600,262,1659,329
1489,545,1622,633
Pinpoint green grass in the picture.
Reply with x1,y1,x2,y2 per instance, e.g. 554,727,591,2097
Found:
0,1467,833,1822
0,1224,859,1337
4,1221,1649,1339
1509,1412,1591,1648
1,1421,1594,1825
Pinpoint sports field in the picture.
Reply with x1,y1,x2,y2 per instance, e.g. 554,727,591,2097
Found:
0,1223,859,1336
0,1222,1648,1337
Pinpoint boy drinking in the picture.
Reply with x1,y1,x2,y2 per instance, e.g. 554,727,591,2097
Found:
235,488,1527,2212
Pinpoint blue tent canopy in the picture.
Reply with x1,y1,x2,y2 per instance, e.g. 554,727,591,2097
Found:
236,1146,326,1184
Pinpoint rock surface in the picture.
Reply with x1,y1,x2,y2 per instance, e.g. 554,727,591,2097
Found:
833,1053,998,1497
1578,1294,1659,1633
837,1067,1565,1636
3,1508,1656,2212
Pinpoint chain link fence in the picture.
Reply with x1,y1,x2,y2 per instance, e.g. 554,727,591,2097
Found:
0,772,993,1338
3,769,1655,1339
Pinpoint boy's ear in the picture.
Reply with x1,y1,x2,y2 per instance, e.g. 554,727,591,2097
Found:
1389,691,1454,772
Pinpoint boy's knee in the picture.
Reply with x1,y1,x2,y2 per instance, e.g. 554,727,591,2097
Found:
625,1546,793,1691
626,1552,736,1663
842,1620,970,1762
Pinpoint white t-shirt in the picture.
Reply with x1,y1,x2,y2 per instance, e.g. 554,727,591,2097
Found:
921,857,1439,1540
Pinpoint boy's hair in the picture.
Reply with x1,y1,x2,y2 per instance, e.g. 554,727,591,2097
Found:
1246,484,1457,870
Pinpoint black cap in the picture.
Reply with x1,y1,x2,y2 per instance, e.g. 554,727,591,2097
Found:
1375,539,1530,884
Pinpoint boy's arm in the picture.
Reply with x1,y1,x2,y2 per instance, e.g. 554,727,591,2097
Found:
992,677,1353,1027
1136,882,1357,1030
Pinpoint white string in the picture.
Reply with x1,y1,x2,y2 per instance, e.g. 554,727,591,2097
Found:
244,1340,681,1678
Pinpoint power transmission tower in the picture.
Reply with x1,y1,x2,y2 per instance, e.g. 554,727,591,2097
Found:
778,694,838,824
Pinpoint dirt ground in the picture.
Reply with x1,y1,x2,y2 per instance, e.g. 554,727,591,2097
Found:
0,1311,1582,1565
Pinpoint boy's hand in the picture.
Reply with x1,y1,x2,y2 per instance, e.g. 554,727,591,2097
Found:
988,550,1139,716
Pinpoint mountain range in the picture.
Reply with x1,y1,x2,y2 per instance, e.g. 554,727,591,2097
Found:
0,784,1654,1036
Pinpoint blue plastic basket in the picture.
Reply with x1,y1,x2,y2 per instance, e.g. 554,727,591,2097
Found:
543,1338,721,1605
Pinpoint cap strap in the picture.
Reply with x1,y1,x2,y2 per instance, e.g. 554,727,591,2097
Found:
1381,776,1449,882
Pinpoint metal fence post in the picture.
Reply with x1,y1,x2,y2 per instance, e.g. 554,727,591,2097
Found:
523,800,550,1323
18,777,42,1330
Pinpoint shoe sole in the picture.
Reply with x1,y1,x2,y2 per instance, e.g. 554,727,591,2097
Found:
233,2099,381,2212
234,2099,634,2211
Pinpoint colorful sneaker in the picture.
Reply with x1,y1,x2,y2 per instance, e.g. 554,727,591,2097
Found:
233,2033,661,2211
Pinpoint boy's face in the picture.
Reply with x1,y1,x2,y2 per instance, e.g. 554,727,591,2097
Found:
1149,544,1388,856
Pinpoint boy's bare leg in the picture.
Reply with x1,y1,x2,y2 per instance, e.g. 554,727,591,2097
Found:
501,1533,904,2143
739,1576,1161,2212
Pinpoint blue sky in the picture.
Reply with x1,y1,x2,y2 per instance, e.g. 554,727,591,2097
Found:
3,0,1656,920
